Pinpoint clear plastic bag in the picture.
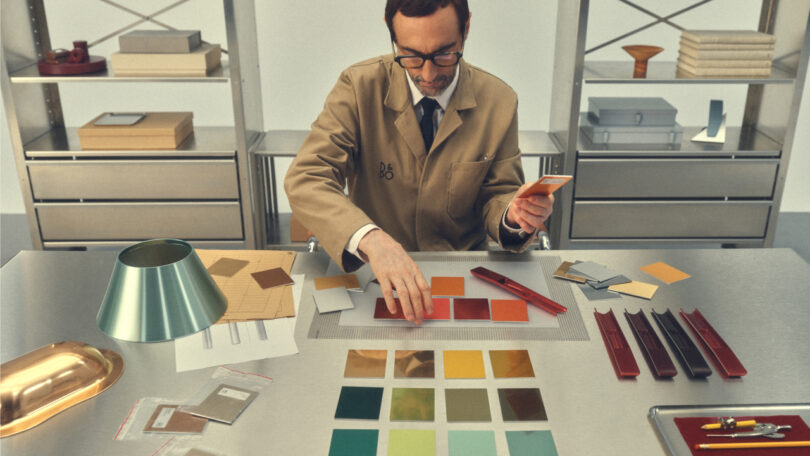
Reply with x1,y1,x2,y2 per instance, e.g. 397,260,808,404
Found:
114,397,206,441
178,366,273,424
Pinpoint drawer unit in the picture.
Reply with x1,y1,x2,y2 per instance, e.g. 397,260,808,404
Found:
571,201,770,238
36,202,243,240
28,160,238,200
575,158,779,198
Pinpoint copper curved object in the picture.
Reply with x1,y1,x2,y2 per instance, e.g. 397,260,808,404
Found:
0,342,124,438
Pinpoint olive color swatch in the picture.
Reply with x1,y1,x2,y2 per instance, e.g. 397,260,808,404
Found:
505,430,558,456
329,429,379,456
334,386,383,420
443,350,486,379
490,299,530,322
206,257,249,277
387,429,435,456
344,349,387,378
394,350,435,378
444,388,492,422
390,387,434,421
448,430,497,456
453,298,491,320
489,350,535,378
497,388,547,421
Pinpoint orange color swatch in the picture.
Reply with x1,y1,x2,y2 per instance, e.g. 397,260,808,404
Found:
490,299,529,322
431,276,465,296
640,262,691,284
424,298,451,320
444,350,486,379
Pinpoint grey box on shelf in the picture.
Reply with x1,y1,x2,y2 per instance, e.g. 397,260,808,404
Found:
119,30,202,53
588,97,677,126
580,114,683,144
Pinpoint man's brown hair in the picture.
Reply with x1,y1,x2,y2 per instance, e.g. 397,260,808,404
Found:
385,0,469,43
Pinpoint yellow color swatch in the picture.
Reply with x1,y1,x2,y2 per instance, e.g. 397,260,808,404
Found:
640,262,691,284
443,350,486,379
608,281,659,300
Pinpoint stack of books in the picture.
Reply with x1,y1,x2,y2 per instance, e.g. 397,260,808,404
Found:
677,30,775,78
111,30,221,77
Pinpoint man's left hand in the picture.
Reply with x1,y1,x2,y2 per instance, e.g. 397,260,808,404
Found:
506,182,554,233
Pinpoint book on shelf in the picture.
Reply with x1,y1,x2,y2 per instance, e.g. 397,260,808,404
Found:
679,43,774,60
679,38,774,51
119,30,202,53
77,112,194,150
676,62,772,77
681,30,776,45
677,54,772,69
111,43,221,77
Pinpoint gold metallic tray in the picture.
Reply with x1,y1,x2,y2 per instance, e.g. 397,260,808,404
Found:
1,341,124,438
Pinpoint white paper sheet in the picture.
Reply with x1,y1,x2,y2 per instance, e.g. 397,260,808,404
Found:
174,274,304,372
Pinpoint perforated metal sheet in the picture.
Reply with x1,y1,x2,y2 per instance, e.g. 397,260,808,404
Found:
307,255,587,341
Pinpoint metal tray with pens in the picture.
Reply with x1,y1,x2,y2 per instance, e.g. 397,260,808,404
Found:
649,404,810,455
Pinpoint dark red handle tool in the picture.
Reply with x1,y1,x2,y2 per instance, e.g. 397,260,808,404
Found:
470,266,566,315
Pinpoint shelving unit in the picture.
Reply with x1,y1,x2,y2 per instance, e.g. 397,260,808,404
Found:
548,0,810,249
1,0,265,250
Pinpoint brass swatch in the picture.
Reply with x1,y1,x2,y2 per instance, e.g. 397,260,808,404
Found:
344,349,387,378
394,350,435,378
489,350,535,378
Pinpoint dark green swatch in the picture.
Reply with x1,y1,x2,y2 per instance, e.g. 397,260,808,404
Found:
329,429,379,456
334,386,384,420
445,388,491,422
505,430,558,456
497,388,547,421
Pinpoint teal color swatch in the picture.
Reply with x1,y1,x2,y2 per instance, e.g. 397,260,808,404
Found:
329,429,379,456
505,430,558,456
334,386,384,419
388,429,435,456
448,430,497,456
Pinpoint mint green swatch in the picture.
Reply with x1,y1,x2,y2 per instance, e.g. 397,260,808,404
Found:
505,430,558,456
448,430,497,456
388,429,435,456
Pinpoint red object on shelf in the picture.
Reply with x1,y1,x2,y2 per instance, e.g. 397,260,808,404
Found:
469,266,566,315
37,40,106,76
674,415,810,456
594,309,640,378
680,308,747,378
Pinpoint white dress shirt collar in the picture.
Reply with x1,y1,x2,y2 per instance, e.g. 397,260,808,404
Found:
405,65,460,111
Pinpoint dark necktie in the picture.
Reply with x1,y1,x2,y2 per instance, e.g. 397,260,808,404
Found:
418,97,439,151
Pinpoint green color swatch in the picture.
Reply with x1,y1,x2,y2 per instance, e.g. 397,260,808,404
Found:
388,429,435,456
448,430,497,456
390,387,434,421
505,430,558,456
334,386,384,420
329,429,378,456
445,388,492,422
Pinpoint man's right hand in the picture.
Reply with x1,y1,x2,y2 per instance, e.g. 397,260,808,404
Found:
357,229,433,324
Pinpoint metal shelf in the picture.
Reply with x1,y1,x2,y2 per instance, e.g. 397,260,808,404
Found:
23,127,237,158
9,62,230,83
577,127,782,157
583,61,796,84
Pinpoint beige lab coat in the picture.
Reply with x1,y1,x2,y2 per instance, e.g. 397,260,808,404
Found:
284,54,532,271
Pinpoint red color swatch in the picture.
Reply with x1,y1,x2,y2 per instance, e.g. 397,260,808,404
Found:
424,298,451,320
453,298,491,320
374,298,405,319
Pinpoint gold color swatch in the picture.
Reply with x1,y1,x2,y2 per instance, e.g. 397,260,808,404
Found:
489,350,535,378
640,262,691,284
394,350,435,378
314,274,361,291
344,349,387,378
443,350,486,379
608,280,659,300
552,261,588,283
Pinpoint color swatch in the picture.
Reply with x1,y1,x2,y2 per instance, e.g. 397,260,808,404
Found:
505,430,558,456
334,386,383,420
329,429,379,456
206,257,249,277
490,299,529,322
498,388,547,421
445,388,492,422
344,349,387,378
453,298,491,320
431,276,465,296
250,267,294,290
374,298,405,319
448,430,497,456
489,350,535,378
608,280,659,300
387,429,435,456
394,350,435,378
640,261,691,284
424,298,451,320
390,388,434,421
444,350,486,379
315,274,361,291
314,287,354,313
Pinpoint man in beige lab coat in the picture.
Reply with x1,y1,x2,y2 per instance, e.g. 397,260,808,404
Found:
284,0,552,324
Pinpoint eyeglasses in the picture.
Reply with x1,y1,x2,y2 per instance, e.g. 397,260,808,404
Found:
393,49,462,69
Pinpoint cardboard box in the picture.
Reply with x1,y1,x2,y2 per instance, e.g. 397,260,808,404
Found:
111,44,220,77
119,30,202,53
78,112,194,150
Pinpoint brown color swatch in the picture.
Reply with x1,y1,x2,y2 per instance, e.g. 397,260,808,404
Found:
431,276,465,296
344,349,387,378
373,298,405,319
498,388,547,421
143,404,207,434
394,350,435,378
206,257,249,277
250,267,294,290
314,274,361,291
453,298,491,320
489,350,535,378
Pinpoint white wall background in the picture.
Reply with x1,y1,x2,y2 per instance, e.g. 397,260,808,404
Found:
2,0,808,215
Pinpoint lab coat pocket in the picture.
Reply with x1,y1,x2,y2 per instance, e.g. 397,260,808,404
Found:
446,159,491,220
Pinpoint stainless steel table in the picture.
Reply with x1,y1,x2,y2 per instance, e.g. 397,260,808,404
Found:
2,249,809,455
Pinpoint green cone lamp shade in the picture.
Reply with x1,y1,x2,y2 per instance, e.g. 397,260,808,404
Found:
97,239,227,342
